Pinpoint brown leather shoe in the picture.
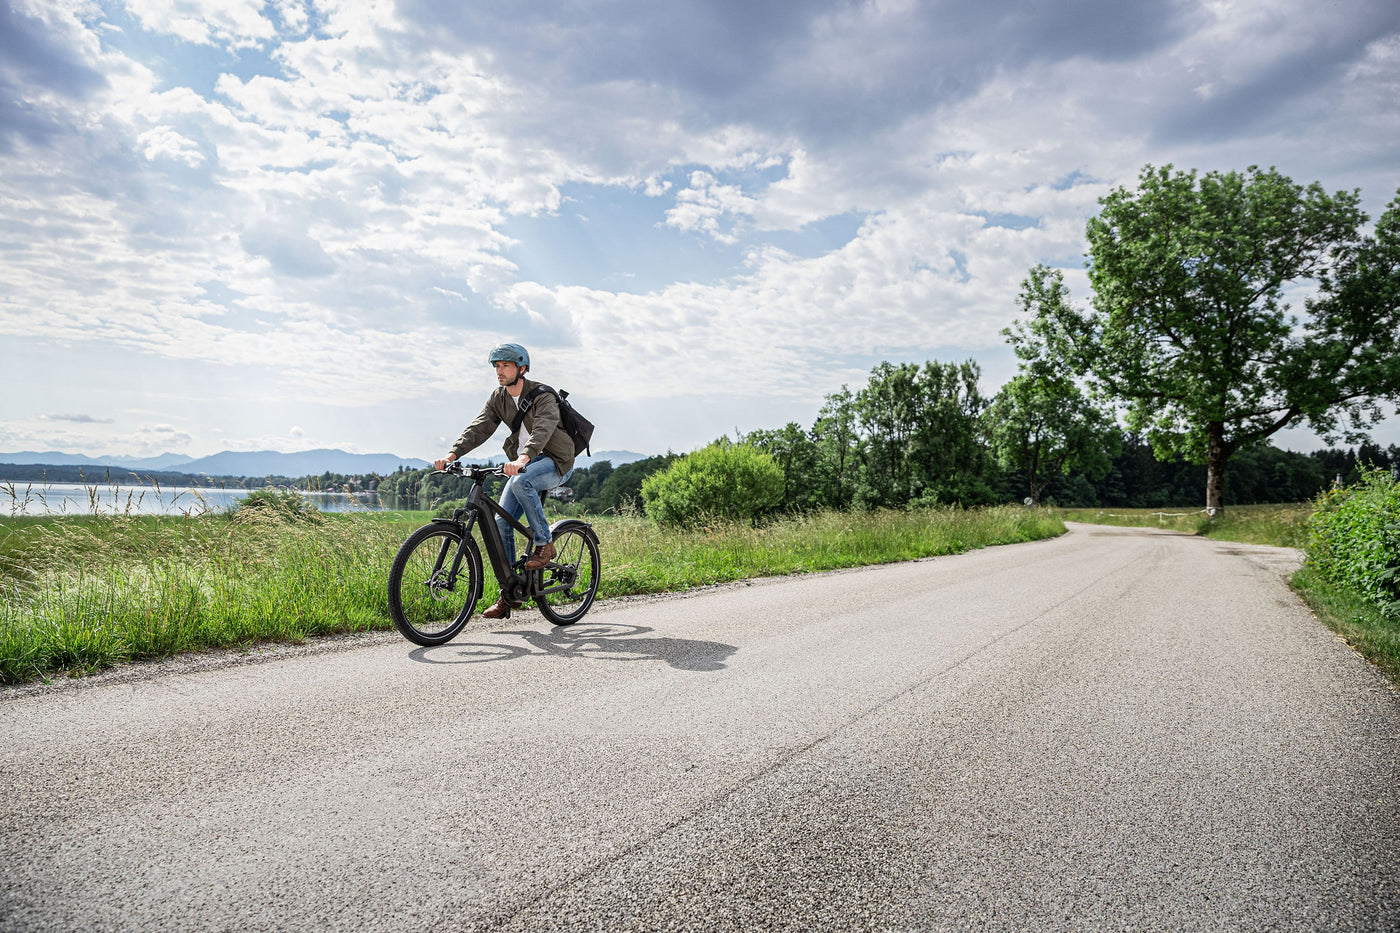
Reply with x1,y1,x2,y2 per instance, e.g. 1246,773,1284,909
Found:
523,541,556,570
482,594,522,619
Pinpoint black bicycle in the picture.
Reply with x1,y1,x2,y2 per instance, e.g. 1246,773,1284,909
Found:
387,462,601,646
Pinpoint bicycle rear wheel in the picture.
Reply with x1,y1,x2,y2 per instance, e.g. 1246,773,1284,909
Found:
536,526,601,626
388,525,484,646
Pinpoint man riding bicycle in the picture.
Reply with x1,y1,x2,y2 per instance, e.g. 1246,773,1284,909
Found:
434,343,575,619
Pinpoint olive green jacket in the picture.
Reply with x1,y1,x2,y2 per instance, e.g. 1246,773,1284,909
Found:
449,378,576,475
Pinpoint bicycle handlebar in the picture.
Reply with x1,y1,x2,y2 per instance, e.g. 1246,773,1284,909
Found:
433,462,505,478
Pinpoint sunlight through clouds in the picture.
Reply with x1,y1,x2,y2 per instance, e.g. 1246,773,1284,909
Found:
0,0,1397,459
123,0,277,47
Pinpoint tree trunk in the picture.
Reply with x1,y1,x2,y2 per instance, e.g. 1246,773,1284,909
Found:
1205,420,1228,515
1026,446,1042,507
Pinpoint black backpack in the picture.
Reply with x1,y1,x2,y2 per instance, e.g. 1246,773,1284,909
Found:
510,385,595,457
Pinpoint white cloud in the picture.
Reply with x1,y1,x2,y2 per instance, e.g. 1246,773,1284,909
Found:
0,415,194,459
499,190,1091,407
133,423,193,451
270,0,309,35
137,125,205,165
664,171,760,244
0,0,1396,458
121,0,276,47
39,413,114,424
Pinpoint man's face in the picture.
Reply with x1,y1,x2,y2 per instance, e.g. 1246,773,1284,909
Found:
494,360,520,384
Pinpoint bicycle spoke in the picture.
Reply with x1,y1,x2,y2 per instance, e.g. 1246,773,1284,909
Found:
388,526,483,646
536,527,600,626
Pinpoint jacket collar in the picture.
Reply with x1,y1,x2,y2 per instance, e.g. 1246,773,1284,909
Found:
500,376,537,400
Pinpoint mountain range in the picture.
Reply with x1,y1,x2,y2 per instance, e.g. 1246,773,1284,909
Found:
0,448,648,478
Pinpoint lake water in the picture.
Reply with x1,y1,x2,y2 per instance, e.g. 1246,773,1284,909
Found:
0,482,412,517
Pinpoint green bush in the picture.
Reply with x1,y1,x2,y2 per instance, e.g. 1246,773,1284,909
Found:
232,489,323,524
1306,469,1400,618
433,498,466,519
641,442,785,527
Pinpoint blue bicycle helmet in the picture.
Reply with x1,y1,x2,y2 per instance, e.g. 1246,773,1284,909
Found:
488,343,530,370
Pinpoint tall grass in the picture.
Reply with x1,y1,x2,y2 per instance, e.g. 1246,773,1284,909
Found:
596,505,1064,596
1291,564,1400,685
1,504,420,684
1294,471,1400,681
1,488,1062,684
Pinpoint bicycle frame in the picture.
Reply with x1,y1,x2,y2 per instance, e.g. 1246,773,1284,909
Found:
430,465,581,604
388,462,601,642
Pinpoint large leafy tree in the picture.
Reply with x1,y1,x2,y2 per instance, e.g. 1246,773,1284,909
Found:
1025,164,1399,512
810,387,859,510
985,375,1106,506
854,359,990,507
744,421,823,512
997,268,1121,506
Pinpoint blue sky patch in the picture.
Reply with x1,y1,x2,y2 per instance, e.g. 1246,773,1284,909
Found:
504,179,867,292
972,212,1039,230
503,183,746,292
763,211,868,258
93,4,288,97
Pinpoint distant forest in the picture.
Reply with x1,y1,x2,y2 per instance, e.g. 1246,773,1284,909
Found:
0,463,382,493
1015,436,1396,510
0,463,268,489
374,437,1397,517
3,437,1395,517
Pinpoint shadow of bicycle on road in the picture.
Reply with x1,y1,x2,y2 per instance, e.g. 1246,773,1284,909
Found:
409,622,737,672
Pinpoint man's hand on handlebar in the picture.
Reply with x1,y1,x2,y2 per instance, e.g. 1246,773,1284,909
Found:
502,455,530,477
433,457,454,472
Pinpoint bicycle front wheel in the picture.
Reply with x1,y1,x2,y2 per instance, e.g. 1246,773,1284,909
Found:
387,525,484,646
536,526,601,626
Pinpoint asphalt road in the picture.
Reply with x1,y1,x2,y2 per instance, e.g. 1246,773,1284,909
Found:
2,523,1398,932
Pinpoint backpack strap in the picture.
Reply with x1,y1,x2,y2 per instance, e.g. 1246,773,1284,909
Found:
509,386,552,434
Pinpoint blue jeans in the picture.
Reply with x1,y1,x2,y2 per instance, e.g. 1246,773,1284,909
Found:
496,456,572,567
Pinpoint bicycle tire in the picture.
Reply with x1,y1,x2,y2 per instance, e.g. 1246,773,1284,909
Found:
536,526,601,626
388,524,484,646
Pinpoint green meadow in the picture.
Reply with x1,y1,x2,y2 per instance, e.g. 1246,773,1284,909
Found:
6,486,1396,689
1,492,1063,685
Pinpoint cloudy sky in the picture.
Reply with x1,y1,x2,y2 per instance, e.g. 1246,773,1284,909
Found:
2,0,1399,463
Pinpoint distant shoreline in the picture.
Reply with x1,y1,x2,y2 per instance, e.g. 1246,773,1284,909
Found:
0,463,268,488
0,481,409,517
0,448,649,491
0,448,647,488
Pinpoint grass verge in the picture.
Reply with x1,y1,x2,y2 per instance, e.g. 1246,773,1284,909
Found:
1053,503,1312,548
0,509,430,684
595,506,1063,597
1291,564,1400,686
1,504,1063,685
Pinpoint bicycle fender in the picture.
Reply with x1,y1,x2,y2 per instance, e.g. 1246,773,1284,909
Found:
429,518,465,532
549,518,598,544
